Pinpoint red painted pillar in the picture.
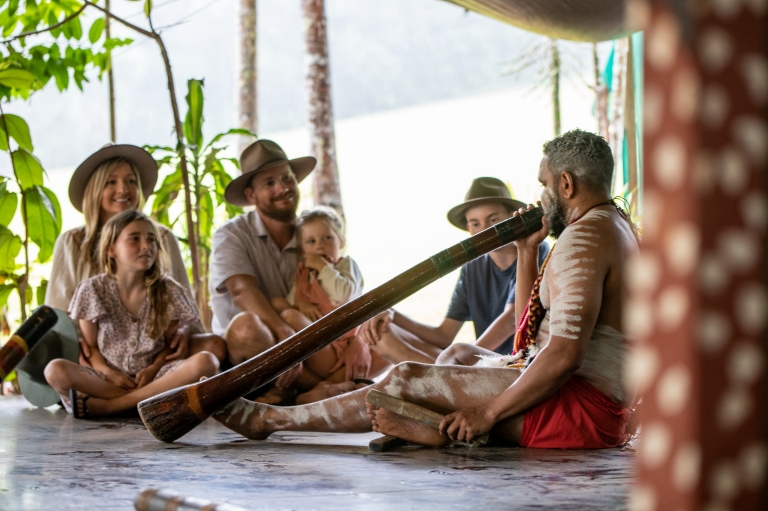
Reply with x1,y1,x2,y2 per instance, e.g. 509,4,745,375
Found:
630,1,767,510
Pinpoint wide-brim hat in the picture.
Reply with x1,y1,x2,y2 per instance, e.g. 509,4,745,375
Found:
69,143,158,213
447,177,526,231
225,139,316,207
16,308,79,408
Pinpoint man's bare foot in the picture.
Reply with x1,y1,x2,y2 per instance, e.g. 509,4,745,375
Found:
213,398,272,440
365,403,448,447
256,386,297,405
296,381,358,405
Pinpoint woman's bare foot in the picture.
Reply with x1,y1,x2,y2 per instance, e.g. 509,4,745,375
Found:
365,403,449,447
213,398,272,440
296,381,358,405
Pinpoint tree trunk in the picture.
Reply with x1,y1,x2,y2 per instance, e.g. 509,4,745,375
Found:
550,39,561,137
608,38,628,196
106,0,115,142
239,0,257,151
302,0,343,215
593,42,609,141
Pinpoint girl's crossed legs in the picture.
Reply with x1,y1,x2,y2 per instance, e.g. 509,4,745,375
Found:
45,351,219,417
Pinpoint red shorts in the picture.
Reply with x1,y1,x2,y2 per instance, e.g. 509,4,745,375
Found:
520,376,630,449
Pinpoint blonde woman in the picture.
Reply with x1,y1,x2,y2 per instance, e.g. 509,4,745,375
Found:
46,144,225,363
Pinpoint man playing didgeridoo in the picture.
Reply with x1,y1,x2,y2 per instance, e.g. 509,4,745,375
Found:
214,129,639,448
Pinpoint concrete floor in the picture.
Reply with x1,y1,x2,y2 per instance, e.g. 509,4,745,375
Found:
0,395,634,510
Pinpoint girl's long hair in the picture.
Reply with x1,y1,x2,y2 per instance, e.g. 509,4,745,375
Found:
99,210,170,340
81,158,146,272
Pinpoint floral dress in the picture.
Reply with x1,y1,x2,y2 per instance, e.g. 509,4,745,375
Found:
69,274,199,379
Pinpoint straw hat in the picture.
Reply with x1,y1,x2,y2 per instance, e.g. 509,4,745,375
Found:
225,139,316,207
447,177,526,230
16,308,79,408
69,143,158,212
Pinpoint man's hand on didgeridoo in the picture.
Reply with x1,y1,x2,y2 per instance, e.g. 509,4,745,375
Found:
439,406,495,443
359,309,394,345
512,202,549,249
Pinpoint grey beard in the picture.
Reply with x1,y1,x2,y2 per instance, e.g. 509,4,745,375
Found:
544,191,569,239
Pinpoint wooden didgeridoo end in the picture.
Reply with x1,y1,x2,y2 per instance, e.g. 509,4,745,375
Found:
137,384,204,443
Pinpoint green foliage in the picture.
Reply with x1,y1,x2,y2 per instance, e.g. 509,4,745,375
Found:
0,1,118,321
149,79,254,285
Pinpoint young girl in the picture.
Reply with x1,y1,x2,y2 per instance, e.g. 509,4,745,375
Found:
44,210,219,418
270,207,389,404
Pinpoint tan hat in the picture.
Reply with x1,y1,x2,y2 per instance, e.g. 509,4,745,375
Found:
225,139,316,207
69,143,158,213
447,177,526,231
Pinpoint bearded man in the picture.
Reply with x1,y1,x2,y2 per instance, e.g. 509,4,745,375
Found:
210,140,315,371
214,130,639,449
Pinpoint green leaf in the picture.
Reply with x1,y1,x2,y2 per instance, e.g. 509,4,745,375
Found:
103,37,133,50
26,186,61,263
68,16,82,40
0,225,22,273
0,125,7,152
36,279,48,307
0,114,33,151
0,283,15,309
88,18,104,44
0,190,18,225
144,0,152,18
38,185,62,232
204,128,257,152
184,79,204,150
198,191,213,248
11,149,44,189
0,68,34,90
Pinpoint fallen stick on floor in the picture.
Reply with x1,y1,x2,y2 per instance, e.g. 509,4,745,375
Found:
365,390,489,448
135,488,251,511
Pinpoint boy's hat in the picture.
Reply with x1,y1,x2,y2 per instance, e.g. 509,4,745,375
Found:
225,139,316,207
447,177,526,231
69,143,158,213
16,308,79,408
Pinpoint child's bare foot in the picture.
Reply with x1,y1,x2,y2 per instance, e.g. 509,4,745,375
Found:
213,398,272,440
366,403,448,447
296,381,357,405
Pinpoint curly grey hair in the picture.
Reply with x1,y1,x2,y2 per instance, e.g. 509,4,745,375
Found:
542,129,614,195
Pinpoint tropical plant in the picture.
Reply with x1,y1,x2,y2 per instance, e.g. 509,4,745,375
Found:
0,0,134,327
148,78,256,327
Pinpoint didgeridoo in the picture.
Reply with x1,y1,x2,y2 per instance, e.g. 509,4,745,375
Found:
138,207,544,442
0,306,59,381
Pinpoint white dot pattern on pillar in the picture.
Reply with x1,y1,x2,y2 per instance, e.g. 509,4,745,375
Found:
627,253,663,294
653,138,687,190
732,115,767,164
717,229,759,273
658,286,690,331
702,85,731,129
718,148,749,194
626,345,661,394
739,442,767,489
672,441,702,492
644,86,665,135
717,387,752,429
740,55,768,105
699,26,735,73
648,12,680,70
664,223,700,276
625,297,655,339
740,191,768,231
694,150,717,193
641,191,663,240
699,253,729,294
672,68,701,122
641,422,674,468
727,341,764,386
710,0,743,18
656,364,692,415
697,312,731,353
625,0,652,31
710,461,740,501
628,485,657,511
735,282,768,333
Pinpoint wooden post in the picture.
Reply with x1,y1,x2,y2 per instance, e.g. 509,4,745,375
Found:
630,2,767,510
106,0,115,142
302,0,343,215
238,0,257,152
